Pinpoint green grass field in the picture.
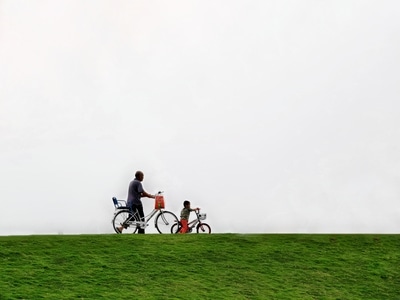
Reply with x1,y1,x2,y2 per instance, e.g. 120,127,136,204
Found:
0,234,399,299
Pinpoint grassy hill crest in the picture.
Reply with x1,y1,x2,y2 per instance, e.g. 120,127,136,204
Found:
0,234,399,299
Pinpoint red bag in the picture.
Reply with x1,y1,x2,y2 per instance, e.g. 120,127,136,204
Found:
154,195,165,209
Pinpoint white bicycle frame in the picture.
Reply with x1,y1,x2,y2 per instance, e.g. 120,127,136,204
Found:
184,211,206,232
187,217,200,229
125,208,173,228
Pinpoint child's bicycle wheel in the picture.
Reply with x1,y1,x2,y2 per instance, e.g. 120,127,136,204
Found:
170,222,181,234
196,223,211,234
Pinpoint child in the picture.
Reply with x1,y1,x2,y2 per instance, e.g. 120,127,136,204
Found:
179,200,200,234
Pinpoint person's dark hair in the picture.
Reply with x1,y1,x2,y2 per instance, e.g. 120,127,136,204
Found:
135,171,144,179
183,200,190,207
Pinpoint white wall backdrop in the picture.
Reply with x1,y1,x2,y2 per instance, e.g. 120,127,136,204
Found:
1,0,399,235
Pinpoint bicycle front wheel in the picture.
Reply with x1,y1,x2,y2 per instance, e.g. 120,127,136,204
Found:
196,223,211,234
155,210,179,234
112,209,139,234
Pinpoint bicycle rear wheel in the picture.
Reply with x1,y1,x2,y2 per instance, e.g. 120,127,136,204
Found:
155,210,179,234
170,222,181,234
196,223,211,234
112,209,139,234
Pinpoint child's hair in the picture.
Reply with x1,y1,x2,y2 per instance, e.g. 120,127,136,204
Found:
183,200,190,207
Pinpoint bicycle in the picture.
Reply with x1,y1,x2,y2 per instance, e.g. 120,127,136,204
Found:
171,210,211,234
111,192,179,234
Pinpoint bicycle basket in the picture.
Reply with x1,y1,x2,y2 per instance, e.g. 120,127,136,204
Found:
199,213,207,220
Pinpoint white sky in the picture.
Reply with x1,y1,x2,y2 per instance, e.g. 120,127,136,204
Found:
1,0,399,235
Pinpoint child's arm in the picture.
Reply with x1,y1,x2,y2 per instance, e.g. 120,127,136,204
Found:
191,207,200,212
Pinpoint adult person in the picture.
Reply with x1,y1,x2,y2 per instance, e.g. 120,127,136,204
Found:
117,171,155,234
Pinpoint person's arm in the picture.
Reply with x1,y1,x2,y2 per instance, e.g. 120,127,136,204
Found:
191,207,200,212
141,191,156,198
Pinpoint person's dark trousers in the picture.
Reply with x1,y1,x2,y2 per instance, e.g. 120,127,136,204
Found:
132,204,145,234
